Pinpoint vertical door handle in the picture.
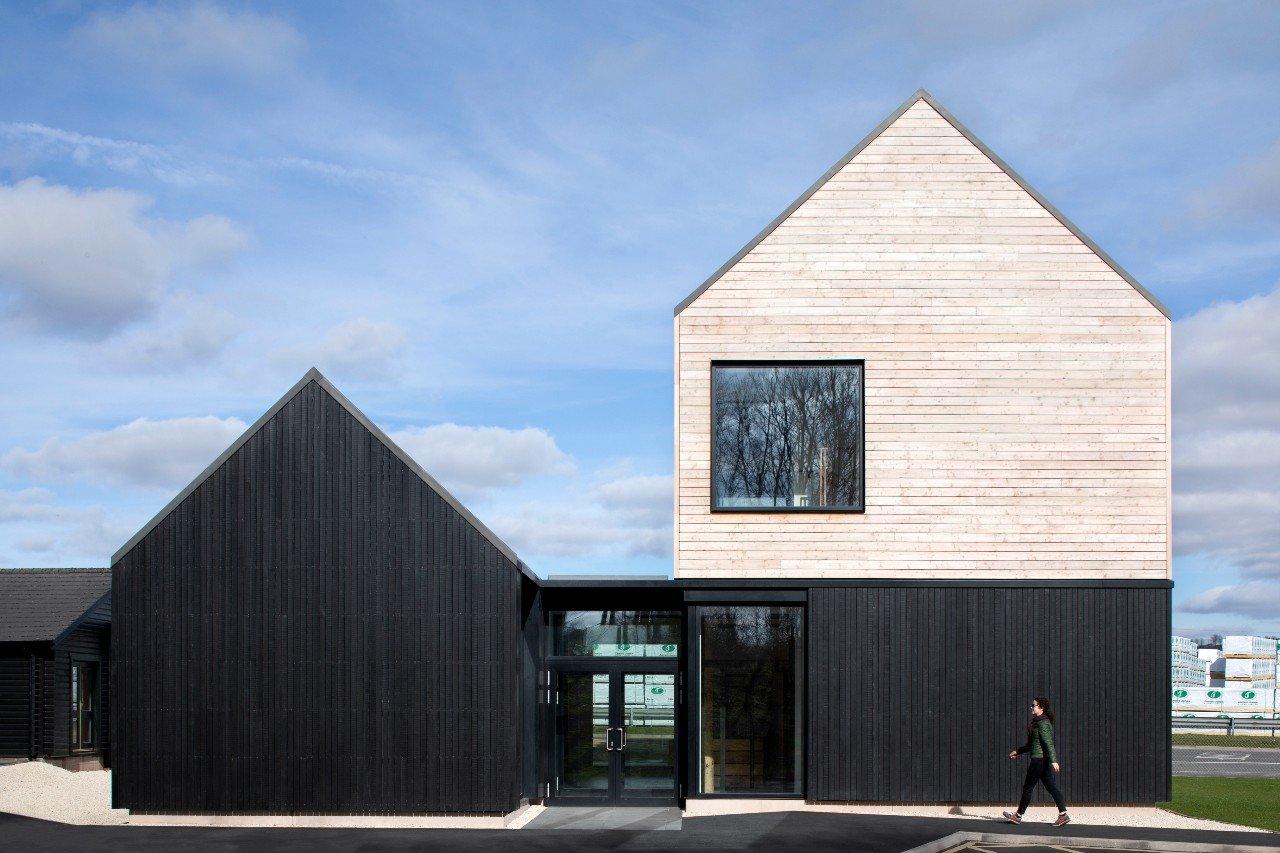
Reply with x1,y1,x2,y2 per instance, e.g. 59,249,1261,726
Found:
619,728,626,750
605,727,616,750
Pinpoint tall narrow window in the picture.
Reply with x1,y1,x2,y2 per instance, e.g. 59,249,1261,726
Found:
712,361,864,511
699,606,803,794
70,662,97,751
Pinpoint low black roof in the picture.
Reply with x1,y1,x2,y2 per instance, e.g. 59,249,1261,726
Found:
0,568,111,642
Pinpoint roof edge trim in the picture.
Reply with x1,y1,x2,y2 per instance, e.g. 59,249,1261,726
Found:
672,88,1170,320
110,368,537,580
53,589,111,646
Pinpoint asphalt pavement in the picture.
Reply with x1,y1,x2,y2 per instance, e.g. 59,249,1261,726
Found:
1173,745,1280,778
2,809,1277,853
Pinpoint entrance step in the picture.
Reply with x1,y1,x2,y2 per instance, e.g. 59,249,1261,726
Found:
522,806,682,831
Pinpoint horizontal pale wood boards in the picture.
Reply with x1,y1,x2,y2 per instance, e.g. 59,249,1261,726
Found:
675,99,1170,581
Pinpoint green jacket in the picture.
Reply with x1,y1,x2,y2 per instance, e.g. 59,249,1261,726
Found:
1016,717,1058,763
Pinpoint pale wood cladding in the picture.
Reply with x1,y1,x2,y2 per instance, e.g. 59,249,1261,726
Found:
674,100,1170,580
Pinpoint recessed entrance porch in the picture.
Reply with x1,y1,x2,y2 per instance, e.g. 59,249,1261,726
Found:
537,595,805,807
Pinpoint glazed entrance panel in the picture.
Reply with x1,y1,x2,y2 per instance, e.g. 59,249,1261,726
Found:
620,672,677,799
554,671,611,800
549,662,678,805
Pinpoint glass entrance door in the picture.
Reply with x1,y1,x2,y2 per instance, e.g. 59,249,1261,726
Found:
555,671,612,799
619,672,676,801
551,666,677,805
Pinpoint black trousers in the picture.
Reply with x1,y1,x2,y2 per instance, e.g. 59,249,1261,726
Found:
1018,758,1067,813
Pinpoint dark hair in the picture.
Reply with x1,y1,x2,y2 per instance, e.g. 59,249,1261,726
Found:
1033,696,1055,724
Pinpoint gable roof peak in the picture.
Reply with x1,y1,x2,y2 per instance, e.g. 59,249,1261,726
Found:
673,89,1169,318
111,370,536,580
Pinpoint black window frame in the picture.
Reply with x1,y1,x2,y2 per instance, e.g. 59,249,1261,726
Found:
69,657,100,753
709,359,866,514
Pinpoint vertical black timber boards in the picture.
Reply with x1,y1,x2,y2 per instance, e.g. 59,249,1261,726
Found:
47,618,110,760
111,380,523,814
808,585,1170,804
519,579,542,801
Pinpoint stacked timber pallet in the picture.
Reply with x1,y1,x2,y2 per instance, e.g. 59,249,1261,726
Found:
1220,635,1279,689
1172,636,1209,688
1172,685,1278,719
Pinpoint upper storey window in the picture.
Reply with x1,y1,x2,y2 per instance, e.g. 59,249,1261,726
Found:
711,361,864,512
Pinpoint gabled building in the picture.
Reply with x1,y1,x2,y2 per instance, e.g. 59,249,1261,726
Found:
668,89,1170,805
112,90,1171,816
111,370,534,814
0,568,112,771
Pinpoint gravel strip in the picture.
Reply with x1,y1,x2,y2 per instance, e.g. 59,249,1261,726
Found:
0,761,127,825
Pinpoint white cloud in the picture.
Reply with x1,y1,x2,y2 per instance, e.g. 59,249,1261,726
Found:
1171,624,1278,645
2,416,247,490
16,535,55,554
593,474,672,527
490,473,673,560
0,122,224,187
495,508,671,560
78,2,305,78
0,178,248,336
0,496,132,566
1180,581,1280,621
0,122,427,192
0,487,57,523
390,422,573,500
1173,285,1280,578
102,294,238,372
1187,141,1280,228
272,317,408,382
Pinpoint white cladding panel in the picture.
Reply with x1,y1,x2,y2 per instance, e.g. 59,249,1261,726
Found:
674,98,1171,580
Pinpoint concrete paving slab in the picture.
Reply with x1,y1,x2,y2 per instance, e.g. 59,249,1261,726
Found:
523,805,682,830
1,807,1276,852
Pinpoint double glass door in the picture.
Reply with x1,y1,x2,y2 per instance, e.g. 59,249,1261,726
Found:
551,663,677,804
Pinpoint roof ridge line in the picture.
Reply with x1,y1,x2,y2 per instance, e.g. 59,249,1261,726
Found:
305,370,537,580
110,370,320,565
672,88,1169,319
0,567,110,572
111,369,536,579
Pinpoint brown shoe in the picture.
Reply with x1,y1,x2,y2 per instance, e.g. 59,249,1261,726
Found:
1003,811,1022,824
1054,813,1071,826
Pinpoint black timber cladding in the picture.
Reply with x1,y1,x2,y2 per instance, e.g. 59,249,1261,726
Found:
111,377,523,814
807,585,1171,804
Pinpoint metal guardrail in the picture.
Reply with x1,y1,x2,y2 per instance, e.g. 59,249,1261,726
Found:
1172,716,1280,734
1171,716,1280,779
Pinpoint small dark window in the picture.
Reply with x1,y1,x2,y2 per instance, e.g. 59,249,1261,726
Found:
70,661,98,751
712,361,865,511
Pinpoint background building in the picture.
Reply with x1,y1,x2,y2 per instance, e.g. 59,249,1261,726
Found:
0,569,111,771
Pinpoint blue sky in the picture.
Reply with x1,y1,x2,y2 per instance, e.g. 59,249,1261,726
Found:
0,2,1277,637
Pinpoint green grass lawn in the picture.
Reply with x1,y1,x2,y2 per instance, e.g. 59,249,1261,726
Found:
1172,733,1280,749
1160,776,1280,832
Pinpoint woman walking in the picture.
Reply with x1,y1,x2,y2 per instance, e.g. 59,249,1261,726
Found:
1004,696,1070,826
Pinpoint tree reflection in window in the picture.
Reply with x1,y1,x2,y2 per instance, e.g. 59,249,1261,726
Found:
713,362,864,510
